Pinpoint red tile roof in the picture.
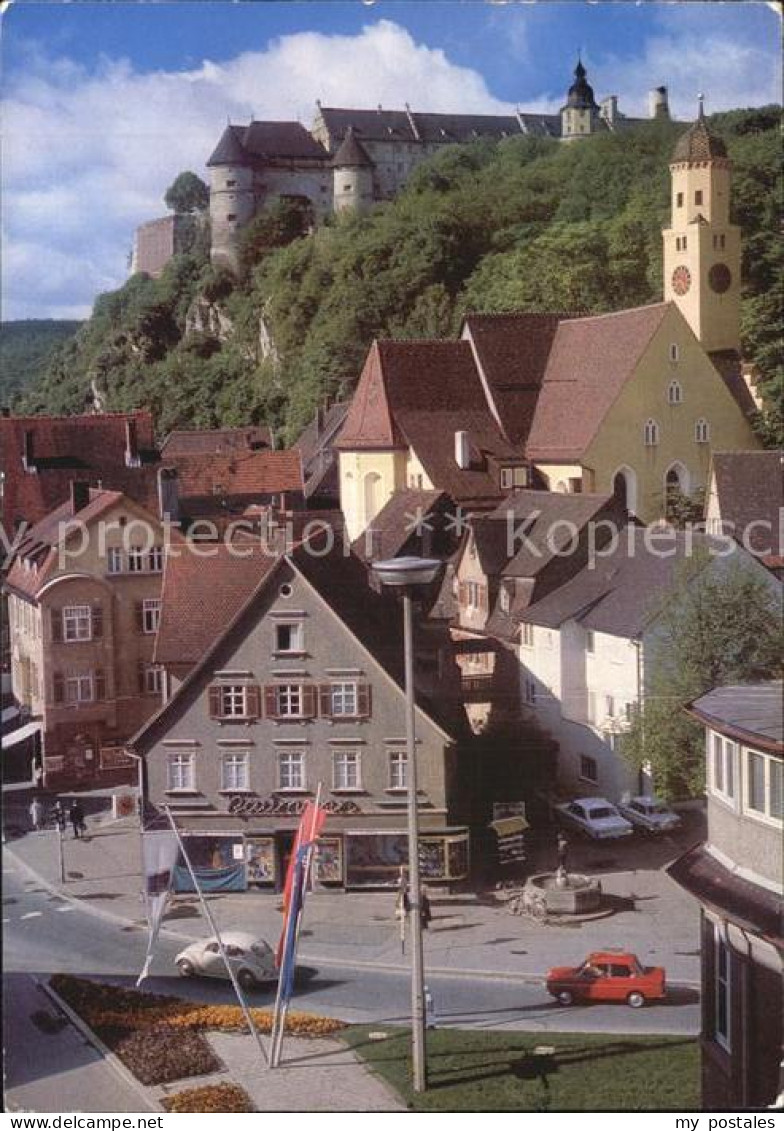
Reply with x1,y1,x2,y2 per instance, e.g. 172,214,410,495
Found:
335,342,407,451
169,450,304,503
525,303,670,461
160,426,272,457
1,411,159,530
154,543,279,665
711,450,784,562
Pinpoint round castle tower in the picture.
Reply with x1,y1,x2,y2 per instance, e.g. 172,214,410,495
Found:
207,124,255,270
332,127,374,214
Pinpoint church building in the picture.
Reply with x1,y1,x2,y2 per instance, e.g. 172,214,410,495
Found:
335,108,760,539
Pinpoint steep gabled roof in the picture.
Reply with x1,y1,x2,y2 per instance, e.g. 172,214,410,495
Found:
525,303,671,461
710,450,784,561
462,312,575,444
490,490,616,578
170,450,303,502
335,341,408,451
161,426,272,457
352,488,452,563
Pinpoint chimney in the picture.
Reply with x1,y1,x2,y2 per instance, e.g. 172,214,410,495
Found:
70,481,91,514
455,430,471,470
649,86,669,120
125,419,141,468
22,429,35,472
157,467,180,522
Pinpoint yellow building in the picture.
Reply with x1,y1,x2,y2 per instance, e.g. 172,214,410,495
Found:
336,110,760,534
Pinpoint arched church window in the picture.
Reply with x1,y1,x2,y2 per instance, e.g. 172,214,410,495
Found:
695,418,710,443
667,379,683,405
644,419,660,446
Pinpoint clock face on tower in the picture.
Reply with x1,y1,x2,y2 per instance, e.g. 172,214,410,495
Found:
671,265,692,296
708,263,732,294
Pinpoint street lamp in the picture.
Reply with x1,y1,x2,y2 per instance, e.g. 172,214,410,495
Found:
371,555,443,1094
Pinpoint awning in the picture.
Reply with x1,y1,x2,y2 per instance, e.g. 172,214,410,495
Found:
2,720,42,748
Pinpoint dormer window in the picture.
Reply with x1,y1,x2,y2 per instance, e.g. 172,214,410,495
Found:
667,380,682,405
695,418,710,443
644,419,660,446
499,586,510,614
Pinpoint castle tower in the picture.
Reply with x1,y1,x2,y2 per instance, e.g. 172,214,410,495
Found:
332,127,374,214
561,60,600,141
206,124,255,271
662,100,741,354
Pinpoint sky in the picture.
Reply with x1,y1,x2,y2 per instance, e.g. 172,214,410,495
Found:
1,1,780,321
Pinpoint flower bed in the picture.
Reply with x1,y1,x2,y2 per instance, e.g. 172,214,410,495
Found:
163,1083,254,1113
50,974,346,1040
114,1026,220,1086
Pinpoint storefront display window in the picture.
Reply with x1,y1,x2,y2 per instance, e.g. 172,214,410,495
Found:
314,837,343,883
174,834,246,893
246,837,276,885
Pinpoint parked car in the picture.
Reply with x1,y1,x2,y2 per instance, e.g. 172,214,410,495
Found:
175,932,276,990
617,795,681,834
546,951,666,1008
554,797,633,839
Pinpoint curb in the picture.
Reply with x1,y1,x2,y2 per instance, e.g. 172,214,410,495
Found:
38,977,162,1113
5,842,702,991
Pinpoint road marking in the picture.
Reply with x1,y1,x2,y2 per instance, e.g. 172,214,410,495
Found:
20,911,43,920
57,905,77,913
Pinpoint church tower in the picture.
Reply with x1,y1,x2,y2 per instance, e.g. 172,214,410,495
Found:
662,101,741,354
561,60,600,141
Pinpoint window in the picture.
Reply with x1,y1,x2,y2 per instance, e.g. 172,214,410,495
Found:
501,466,528,490
221,751,249,791
146,546,163,572
715,929,731,1051
744,748,782,823
644,419,660,446
167,751,194,792
695,418,710,443
524,677,537,706
128,547,145,573
209,683,261,720
333,750,361,790
63,605,91,642
142,664,163,696
66,674,93,703
676,191,683,207
142,599,161,635
276,684,303,717
711,733,735,802
499,586,510,614
668,379,683,405
278,750,305,790
226,179,237,187
275,622,304,653
330,682,358,717
605,695,615,718
521,623,534,648
388,750,408,790
107,547,123,574
579,755,598,783
669,343,679,363
695,190,703,206
585,630,595,653
226,213,237,222
464,581,484,611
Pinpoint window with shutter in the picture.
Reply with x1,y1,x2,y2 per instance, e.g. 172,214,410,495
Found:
319,684,332,718
53,672,65,703
302,685,317,718
51,609,63,642
208,686,223,718
356,683,372,718
245,684,261,719
264,685,278,718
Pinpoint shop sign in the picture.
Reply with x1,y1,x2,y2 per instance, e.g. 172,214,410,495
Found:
227,795,362,818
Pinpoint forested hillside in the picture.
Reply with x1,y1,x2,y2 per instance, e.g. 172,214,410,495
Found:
1,320,82,406
18,107,781,445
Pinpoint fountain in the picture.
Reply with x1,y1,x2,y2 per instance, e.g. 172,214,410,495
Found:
523,870,603,915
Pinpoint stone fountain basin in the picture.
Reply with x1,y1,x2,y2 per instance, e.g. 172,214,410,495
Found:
525,872,603,915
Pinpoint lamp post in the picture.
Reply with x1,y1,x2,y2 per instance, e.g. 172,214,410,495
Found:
372,555,443,1094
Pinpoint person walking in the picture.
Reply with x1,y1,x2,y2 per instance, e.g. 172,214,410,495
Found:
52,801,67,834
29,797,44,833
69,801,86,839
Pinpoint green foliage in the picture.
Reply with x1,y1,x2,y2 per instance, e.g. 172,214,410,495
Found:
164,171,209,214
621,552,783,798
0,321,82,405
17,108,781,445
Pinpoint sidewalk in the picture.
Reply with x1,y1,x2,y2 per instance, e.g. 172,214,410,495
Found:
4,803,704,986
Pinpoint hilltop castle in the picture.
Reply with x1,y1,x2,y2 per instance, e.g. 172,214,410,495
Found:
208,61,674,270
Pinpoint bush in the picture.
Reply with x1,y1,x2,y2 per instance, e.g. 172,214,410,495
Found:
163,1083,254,1113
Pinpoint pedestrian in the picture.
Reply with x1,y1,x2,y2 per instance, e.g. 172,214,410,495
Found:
69,801,86,839
52,800,66,834
420,888,432,930
29,796,44,832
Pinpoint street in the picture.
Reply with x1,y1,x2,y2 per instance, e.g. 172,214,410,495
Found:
3,855,700,1061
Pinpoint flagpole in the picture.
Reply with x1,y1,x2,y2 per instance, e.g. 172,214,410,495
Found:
163,806,268,1067
271,783,323,1068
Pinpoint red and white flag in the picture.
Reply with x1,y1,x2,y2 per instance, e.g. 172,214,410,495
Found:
276,801,327,968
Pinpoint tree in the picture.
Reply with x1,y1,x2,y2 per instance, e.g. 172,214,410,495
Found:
164,171,209,214
621,553,783,798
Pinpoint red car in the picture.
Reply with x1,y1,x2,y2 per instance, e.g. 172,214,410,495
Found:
546,951,666,1008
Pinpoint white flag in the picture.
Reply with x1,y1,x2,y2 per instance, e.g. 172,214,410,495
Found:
136,830,180,986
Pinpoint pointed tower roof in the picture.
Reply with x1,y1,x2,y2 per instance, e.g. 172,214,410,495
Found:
334,342,406,450
672,101,728,162
207,124,248,167
332,126,373,168
565,58,598,109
